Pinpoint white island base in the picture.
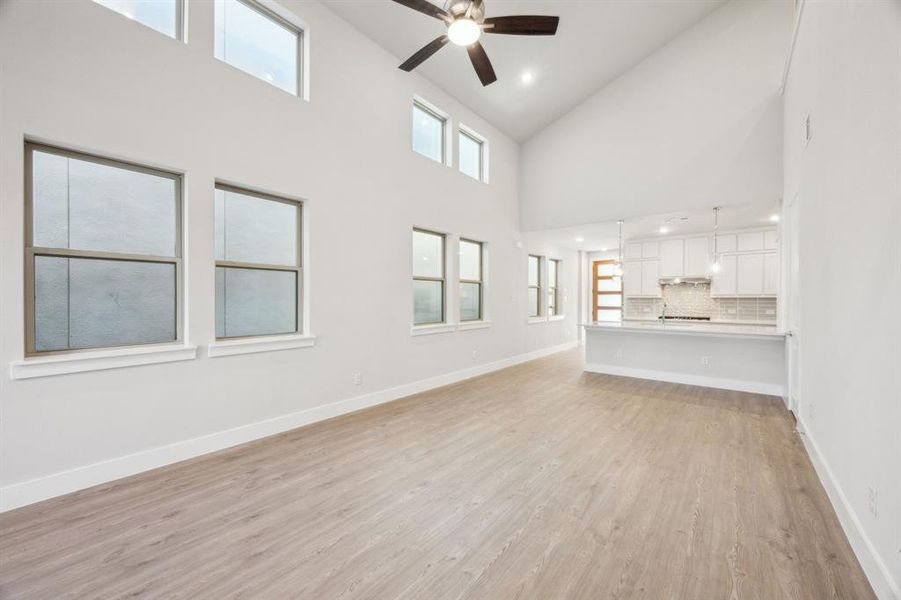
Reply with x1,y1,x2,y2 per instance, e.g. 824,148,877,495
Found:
583,322,786,396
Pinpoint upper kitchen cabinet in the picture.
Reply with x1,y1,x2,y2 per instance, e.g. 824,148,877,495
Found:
764,230,778,250
737,231,766,252
711,254,737,296
624,243,643,260
684,237,710,277
641,242,659,259
623,260,661,298
659,239,684,277
736,253,765,294
764,252,779,295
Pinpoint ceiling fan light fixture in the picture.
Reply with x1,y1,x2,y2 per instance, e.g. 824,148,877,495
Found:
448,18,481,46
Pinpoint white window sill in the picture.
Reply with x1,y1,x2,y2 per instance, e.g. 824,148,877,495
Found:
458,320,491,331
208,333,317,358
528,316,548,325
411,323,456,337
9,343,197,380
549,314,566,322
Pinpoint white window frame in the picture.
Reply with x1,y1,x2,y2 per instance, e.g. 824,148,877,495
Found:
92,0,186,41
412,227,453,335
412,96,452,167
548,258,564,319
459,238,484,323
213,0,311,101
458,124,489,183
12,141,197,379
527,254,543,319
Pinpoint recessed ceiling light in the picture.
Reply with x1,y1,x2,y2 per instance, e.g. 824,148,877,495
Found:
600,247,608,252
521,71,534,84
659,226,669,234
575,237,584,243
770,214,781,222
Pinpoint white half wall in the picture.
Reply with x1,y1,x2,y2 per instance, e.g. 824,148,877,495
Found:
0,0,578,509
783,1,901,597
519,0,793,231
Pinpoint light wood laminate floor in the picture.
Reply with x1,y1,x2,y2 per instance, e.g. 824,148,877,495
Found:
0,350,875,599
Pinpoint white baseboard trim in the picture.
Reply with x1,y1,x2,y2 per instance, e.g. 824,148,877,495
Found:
0,340,578,513
583,362,784,396
796,419,900,600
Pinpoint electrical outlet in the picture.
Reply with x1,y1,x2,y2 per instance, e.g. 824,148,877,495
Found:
867,487,878,518
471,350,478,362
615,348,624,359
353,373,362,386
700,356,709,366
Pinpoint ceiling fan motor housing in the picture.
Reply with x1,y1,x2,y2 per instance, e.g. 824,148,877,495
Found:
447,1,484,21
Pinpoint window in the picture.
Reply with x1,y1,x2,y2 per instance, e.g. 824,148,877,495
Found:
214,0,302,95
25,143,182,354
528,255,541,317
593,259,622,322
412,101,446,164
548,258,561,316
412,229,445,325
459,239,483,321
459,128,484,181
215,185,301,338
94,0,182,39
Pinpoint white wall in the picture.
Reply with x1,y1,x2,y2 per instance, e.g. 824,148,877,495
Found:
0,0,578,509
519,0,792,231
783,1,901,597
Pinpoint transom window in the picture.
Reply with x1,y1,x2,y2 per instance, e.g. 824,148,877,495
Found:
459,129,484,181
214,185,302,338
548,258,561,316
528,255,542,317
25,143,182,354
214,0,302,95
412,229,445,325
94,0,183,39
459,239,483,322
412,101,446,164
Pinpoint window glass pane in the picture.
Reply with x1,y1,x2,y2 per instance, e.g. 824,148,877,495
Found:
459,132,481,180
215,188,298,266
598,278,621,292
459,240,481,281
549,259,558,287
413,280,443,325
412,230,443,278
412,104,443,163
528,288,540,317
32,150,178,256
34,256,176,351
214,0,299,95
528,256,540,287
94,0,178,38
216,267,296,337
596,262,615,276
460,282,481,321
598,294,621,307
598,309,622,322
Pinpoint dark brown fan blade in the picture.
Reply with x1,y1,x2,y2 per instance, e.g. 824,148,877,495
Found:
466,41,497,86
483,15,559,35
399,36,450,71
391,0,451,21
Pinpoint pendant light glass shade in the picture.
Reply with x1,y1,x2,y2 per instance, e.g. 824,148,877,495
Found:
708,207,721,275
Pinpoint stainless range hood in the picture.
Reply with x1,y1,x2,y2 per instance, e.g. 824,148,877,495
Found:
658,276,711,285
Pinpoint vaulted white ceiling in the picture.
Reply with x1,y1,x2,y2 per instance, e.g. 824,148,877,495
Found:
322,0,727,141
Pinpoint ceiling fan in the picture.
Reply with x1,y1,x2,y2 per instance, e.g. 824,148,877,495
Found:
391,0,559,86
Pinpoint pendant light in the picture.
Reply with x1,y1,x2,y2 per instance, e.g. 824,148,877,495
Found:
709,207,721,274
613,219,624,279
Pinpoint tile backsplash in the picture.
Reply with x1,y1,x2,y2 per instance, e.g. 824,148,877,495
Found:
624,283,777,323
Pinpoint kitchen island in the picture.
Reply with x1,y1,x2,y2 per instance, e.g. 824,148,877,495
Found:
583,320,785,396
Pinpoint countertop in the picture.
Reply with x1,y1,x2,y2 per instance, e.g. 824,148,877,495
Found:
584,320,785,340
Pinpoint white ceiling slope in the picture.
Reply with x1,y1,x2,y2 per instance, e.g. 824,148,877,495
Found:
321,0,727,141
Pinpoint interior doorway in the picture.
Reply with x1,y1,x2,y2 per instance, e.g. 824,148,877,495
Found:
592,259,622,322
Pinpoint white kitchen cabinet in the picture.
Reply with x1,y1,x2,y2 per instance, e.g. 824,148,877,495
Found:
641,242,659,259
624,243,643,260
659,239,684,277
640,260,661,297
737,231,765,252
711,255,737,296
764,252,779,295
714,234,737,253
623,261,642,296
684,237,709,277
764,230,778,250
736,253,765,295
